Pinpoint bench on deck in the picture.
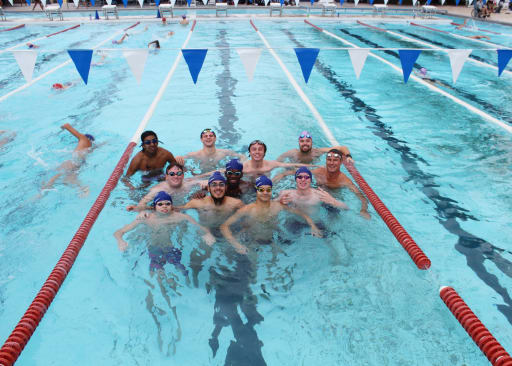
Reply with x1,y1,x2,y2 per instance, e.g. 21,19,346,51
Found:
216,2,228,16
0,7,6,21
320,0,337,16
44,4,64,21
421,5,437,17
159,3,174,18
372,4,387,16
269,1,283,16
102,4,119,19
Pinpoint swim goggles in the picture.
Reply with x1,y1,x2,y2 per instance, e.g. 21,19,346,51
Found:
210,182,226,188
326,152,342,159
256,187,272,193
296,174,311,180
201,128,216,137
226,170,242,176
156,202,172,206
142,138,159,146
299,133,312,139
167,171,183,176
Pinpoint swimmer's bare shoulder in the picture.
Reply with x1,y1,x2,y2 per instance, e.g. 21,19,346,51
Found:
224,196,244,209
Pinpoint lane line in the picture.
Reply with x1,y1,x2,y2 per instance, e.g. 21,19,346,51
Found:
0,23,139,104
305,20,512,134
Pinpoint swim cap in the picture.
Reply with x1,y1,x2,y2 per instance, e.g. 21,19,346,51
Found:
295,167,312,180
208,171,226,185
85,134,95,142
226,159,243,171
420,67,427,76
52,83,64,90
162,17,166,21
255,175,272,188
182,15,186,18
299,131,312,140
153,191,173,206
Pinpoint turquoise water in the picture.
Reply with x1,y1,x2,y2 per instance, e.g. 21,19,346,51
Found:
0,18,511,365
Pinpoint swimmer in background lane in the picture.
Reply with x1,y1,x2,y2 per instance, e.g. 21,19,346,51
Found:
276,131,353,165
42,123,95,196
180,15,189,26
123,130,185,188
148,40,161,49
52,81,76,91
220,175,322,255
413,67,451,88
112,33,129,45
26,43,39,49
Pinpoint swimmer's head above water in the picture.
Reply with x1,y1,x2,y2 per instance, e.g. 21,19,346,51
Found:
165,162,185,187
255,175,272,200
200,128,216,147
85,134,95,142
295,167,312,189
248,140,267,161
326,148,343,173
420,67,427,77
153,191,173,213
208,171,227,204
225,159,243,185
298,130,313,153
140,130,161,153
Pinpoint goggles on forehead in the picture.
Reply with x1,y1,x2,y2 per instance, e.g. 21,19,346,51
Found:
326,152,342,159
201,128,215,137
299,133,312,139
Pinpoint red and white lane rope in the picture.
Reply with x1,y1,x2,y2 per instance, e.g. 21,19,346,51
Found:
46,24,80,38
0,19,197,366
440,287,512,366
0,24,25,32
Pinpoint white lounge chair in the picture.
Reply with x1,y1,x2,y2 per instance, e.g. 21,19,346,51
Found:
372,3,387,16
44,4,63,21
102,4,119,19
215,0,228,16
159,3,174,18
319,0,336,16
421,4,437,17
269,1,283,16
0,7,6,21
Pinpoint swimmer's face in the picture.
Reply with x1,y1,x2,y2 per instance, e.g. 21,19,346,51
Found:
326,154,342,173
208,181,226,199
155,200,172,214
166,166,184,187
249,143,266,161
142,134,158,154
295,174,311,190
256,185,272,202
298,137,312,153
201,132,216,148
225,169,242,185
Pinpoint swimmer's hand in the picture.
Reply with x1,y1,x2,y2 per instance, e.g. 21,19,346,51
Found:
117,239,128,252
234,244,248,255
278,192,292,205
126,205,142,212
317,188,348,210
311,226,323,238
175,156,185,166
199,180,208,190
191,191,207,200
202,232,216,246
360,209,371,220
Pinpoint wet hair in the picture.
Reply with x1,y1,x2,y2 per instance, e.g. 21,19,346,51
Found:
248,140,267,153
141,130,158,142
166,162,184,173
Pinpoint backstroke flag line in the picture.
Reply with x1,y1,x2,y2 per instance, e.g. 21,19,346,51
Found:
68,49,93,85
182,49,208,84
446,49,472,84
497,49,512,77
12,50,38,83
398,49,421,83
123,49,149,84
236,48,262,82
348,49,369,80
295,48,320,83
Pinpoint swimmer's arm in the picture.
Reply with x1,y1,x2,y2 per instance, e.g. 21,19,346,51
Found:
114,216,144,251
275,161,319,169
316,188,349,210
165,150,179,166
347,182,370,220
181,213,216,246
127,188,156,211
125,154,142,178
61,123,87,142
276,149,293,162
220,208,249,254
272,169,295,184
282,204,322,238
175,199,201,211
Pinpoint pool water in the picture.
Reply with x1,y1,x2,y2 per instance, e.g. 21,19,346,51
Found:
0,16,511,365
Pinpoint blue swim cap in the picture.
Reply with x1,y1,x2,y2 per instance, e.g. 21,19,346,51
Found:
153,191,173,206
226,159,243,171
255,175,272,188
208,171,226,185
85,134,95,142
295,167,312,180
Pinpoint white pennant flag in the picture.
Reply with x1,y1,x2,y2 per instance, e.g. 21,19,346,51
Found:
123,49,149,84
234,0,239,6
447,49,472,84
106,0,112,4
441,0,445,4
41,0,47,7
72,0,79,7
354,0,359,6
138,0,144,7
384,0,389,4
12,50,38,83
412,0,417,5
8,0,13,5
348,49,369,79
202,0,208,5
236,48,262,82
264,0,270,5
171,0,177,6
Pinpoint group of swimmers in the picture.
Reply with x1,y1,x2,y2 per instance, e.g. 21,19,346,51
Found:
114,128,370,273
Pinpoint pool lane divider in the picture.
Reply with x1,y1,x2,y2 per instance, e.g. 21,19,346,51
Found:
0,24,79,54
45,24,80,38
0,22,140,104
250,19,430,270
439,287,512,365
0,24,25,32
0,21,197,366
123,21,140,32
357,20,512,77
304,20,512,134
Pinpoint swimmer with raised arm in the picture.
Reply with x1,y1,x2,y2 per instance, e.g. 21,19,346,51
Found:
220,175,322,255
276,131,353,164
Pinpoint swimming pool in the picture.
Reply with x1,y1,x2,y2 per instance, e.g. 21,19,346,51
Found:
0,15,511,365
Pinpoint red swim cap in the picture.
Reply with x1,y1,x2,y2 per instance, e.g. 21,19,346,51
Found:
162,17,166,22
52,83,64,89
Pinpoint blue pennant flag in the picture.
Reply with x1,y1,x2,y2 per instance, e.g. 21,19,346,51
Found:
187,0,191,6
95,10,100,19
426,0,431,4
483,0,486,4
91,0,95,5
157,9,161,18
280,0,284,5
497,49,512,77
310,0,314,5
398,0,402,5
122,0,128,7
57,0,62,6
155,0,160,5
25,0,31,5
68,49,93,85
294,48,320,83
182,49,208,84
398,50,421,83
369,0,374,4
455,0,460,5
339,0,344,5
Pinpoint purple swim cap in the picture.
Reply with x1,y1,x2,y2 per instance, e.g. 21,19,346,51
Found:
299,131,312,140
